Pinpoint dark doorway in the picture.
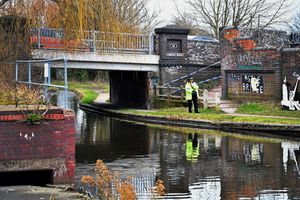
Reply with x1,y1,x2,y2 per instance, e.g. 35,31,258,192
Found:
0,170,53,186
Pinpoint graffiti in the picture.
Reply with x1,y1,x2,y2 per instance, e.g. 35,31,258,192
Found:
238,54,262,65
19,132,35,141
238,65,261,70
237,53,262,69
221,55,235,69
223,27,288,50
242,75,264,93
223,29,239,42
290,32,300,45
281,73,300,110
164,65,183,75
187,41,220,65
235,39,256,51
230,74,241,81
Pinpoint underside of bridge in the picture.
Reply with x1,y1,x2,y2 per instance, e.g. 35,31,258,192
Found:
110,71,149,109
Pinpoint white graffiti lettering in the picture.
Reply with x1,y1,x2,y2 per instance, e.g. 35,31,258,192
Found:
164,65,183,75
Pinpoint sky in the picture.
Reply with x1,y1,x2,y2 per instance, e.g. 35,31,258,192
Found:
147,0,300,28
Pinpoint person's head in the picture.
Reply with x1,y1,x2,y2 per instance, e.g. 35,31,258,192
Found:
188,77,193,83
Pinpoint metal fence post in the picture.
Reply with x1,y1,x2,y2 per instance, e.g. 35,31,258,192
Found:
148,32,154,55
64,59,68,109
44,62,49,102
15,62,19,107
92,31,96,52
15,62,18,82
203,89,208,109
37,28,41,49
28,62,31,89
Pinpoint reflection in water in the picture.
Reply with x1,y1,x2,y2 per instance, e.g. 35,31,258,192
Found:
282,141,300,175
53,91,300,199
186,133,200,162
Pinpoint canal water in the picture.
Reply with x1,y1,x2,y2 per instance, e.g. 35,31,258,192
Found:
56,91,300,199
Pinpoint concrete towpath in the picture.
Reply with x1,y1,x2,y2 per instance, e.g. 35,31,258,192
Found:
0,185,87,200
94,90,109,104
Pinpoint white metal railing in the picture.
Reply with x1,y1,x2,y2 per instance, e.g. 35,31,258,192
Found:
30,28,154,55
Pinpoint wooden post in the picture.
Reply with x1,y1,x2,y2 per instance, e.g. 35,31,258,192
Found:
167,86,171,99
154,85,158,97
215,93,221,108
203,89,208,109
180,85,184,101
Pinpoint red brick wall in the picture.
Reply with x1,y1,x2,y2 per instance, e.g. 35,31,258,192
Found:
282,49,300,98
0,110,75,184
221,27,283,101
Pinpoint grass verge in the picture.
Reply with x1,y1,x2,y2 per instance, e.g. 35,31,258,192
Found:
52,81,108,104
237,102,300,118
121,107,300,125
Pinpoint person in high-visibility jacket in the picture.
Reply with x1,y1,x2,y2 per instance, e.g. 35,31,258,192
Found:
185,77,199,113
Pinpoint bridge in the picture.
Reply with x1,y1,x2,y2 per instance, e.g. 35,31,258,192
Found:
20,26,221,109
30,28,159,72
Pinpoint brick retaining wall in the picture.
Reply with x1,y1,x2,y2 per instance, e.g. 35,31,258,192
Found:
0,109,75,184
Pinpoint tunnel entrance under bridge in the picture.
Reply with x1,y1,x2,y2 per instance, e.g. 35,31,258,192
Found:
110,71,150,109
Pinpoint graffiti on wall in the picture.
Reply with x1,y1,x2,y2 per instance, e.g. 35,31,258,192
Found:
237,53,262,70
222,55,236,69
187,41,220,65
164,65,183,75
242,75,264,93
281,72,300,110
223,28,287,51
230,74,241,81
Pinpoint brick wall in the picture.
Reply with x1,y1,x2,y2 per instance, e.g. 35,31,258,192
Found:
221,27,284,101
160,64,220,87
0,109,75,184
282,49,300,97
187,40,220,66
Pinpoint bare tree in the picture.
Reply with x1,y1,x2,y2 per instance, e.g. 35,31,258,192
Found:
290,10,300,31
171,11,212,36
184,0,291,38
0,0,160,33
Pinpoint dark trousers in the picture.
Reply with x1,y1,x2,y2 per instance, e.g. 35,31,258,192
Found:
188,92,199,113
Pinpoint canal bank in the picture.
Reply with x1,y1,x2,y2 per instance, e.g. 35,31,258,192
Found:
79,103,300,137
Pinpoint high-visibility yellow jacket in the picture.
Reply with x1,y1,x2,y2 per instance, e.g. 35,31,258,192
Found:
185,82,199,100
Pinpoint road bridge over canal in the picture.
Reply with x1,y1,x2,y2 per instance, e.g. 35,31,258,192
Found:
26,26,221,109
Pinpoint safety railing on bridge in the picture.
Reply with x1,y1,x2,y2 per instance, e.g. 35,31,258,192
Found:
30,28,154,55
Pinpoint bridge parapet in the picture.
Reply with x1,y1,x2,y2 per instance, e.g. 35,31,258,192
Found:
30,28,154,55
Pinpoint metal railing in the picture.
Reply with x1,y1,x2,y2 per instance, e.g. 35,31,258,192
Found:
15,58,69,109
161,61,221,87
154,85,204,100
30,28,154,55
154,85,221,109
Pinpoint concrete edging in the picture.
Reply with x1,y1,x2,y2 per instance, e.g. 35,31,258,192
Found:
79,103,300,137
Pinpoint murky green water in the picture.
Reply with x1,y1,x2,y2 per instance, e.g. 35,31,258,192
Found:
56,91,300,199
